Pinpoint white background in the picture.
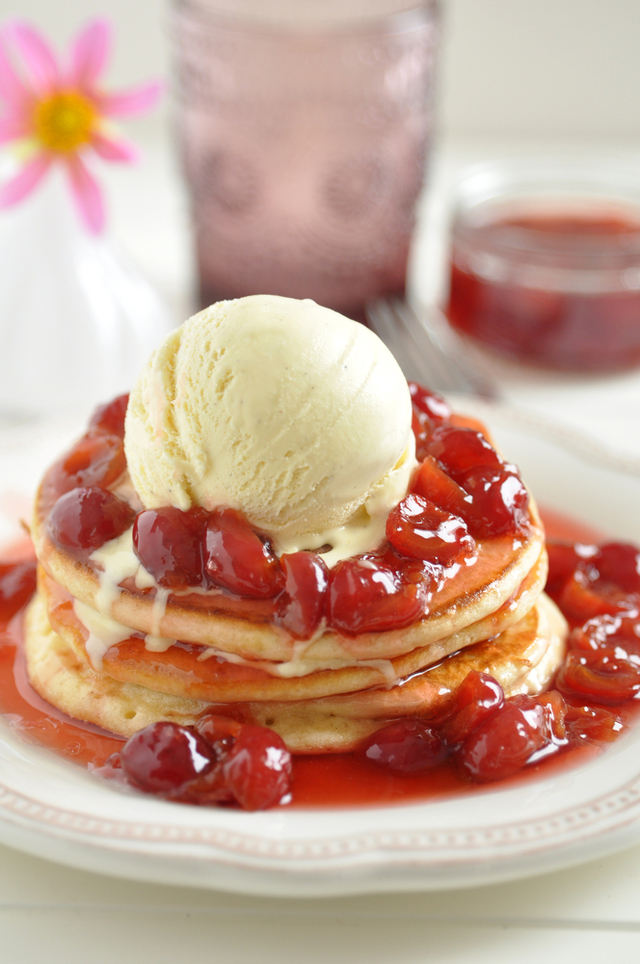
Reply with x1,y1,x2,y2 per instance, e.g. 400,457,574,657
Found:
2,3,640,961
2,0,640,141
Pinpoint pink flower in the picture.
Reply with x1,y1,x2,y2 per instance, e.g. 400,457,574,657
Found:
0,18,161,233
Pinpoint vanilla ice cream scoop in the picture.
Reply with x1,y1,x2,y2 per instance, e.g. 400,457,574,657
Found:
124,295,415,558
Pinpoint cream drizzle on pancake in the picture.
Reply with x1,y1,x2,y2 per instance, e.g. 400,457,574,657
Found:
73,598,176,670
90,529,150,616
69,585,399,683
194,645,398,686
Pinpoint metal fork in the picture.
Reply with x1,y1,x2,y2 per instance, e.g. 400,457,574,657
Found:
365,297,498,400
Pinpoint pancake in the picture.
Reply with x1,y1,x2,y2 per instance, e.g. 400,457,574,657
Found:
33,483,546,664
39,548,548,703
24,591,207,738
24,590,566,751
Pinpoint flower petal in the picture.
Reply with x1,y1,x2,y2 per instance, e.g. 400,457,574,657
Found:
0,113,30,144
6,20,60,93
0,151,51,207
91,130,138,163
69,18,111,89
65,153,105,234
99,79,162,117
0,32,32,106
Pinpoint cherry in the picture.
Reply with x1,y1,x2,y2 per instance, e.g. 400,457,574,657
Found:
456,694,556,782
569,614,640,658
195,712,243,756
592,542,640,596
426,425,503,483
559,571,635,623
412,456,472,519
133,506,208,589
459,466,530,537
438,671,504,746
117,714,291,809
120,722,216,796
0,560,37,625
222,724,292,811
275,551,328,639
175,715,244,804
555,647,640,704
173,765,234,805
203,507,283,598
535,690,568,743
409,383,452,460
88,394,129,438
327,554,428,635
47,487,135,558
362,719,449,773
386,494,476,566
546,541,593,596
564,703,623,744
47,433,126,498
409,382,452,424
549,542,640,624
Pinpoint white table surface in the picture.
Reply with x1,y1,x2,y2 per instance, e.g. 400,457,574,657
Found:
2,132,640,963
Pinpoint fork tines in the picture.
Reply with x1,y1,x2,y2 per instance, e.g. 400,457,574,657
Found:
365,298,497,400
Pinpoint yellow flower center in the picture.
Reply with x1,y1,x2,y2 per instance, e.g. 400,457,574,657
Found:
33,91,97,153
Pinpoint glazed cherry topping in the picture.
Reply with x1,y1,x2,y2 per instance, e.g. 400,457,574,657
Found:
460,466,530,537
386,494,475,567
409,413,529,539
327,554,429,635
546,539,640,625
47,487,135,558
47,433,126,499
120,721,216,796
276,551,328,639
569,614,640,657
204,507,283,598
412,456,472,519
117,714,293,810
133,506,208,589
195,711,243,754
426,426,503,483
558,571,628,622
173,714,246,805
456,694,560,782
363,719,448,773
88,394,129,438
409,382,452,424
556,647,640,705
221,724,292,811
409,383,452,460
590,543,640,596
564,703,623,744
438,670,504,746
535,690,569,743
546,541,590,596
0,560,37,625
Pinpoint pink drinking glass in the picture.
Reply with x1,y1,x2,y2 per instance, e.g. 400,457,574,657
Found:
171,1,439,320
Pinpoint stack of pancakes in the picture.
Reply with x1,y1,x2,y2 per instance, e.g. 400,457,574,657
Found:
26,442,567,753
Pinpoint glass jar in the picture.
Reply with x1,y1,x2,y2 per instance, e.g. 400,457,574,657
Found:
445,156,640,373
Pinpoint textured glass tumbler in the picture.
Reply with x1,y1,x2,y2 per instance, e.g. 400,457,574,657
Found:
171,2,439,320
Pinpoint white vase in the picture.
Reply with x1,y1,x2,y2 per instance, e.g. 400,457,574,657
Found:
0,167,175,421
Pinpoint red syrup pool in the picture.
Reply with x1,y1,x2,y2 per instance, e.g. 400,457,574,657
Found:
2,511,639,810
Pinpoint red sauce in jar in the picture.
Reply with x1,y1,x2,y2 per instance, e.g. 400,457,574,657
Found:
447,210,640,372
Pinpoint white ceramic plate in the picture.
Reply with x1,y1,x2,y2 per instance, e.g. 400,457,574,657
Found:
1,406,640,898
